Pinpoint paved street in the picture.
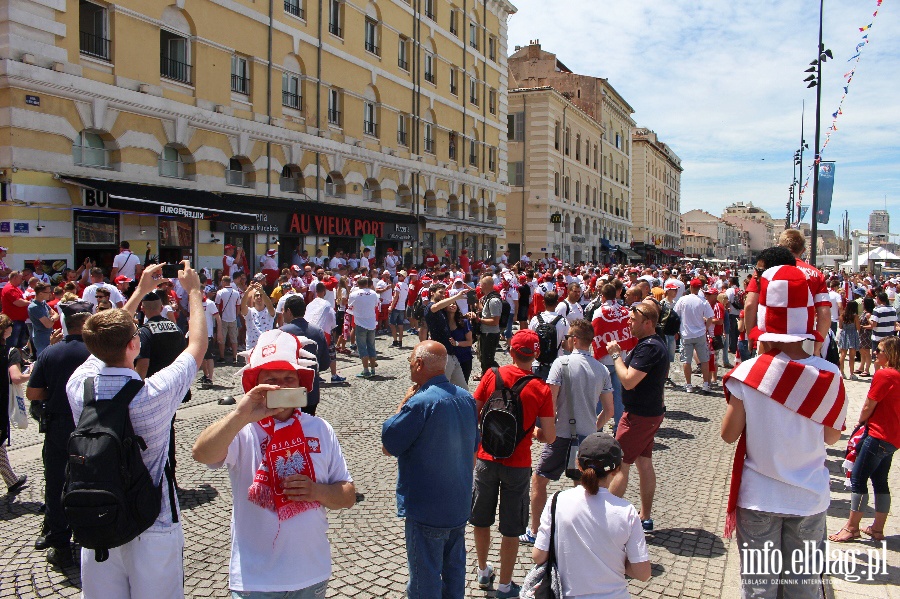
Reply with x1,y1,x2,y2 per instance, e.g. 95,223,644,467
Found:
0,334,896,598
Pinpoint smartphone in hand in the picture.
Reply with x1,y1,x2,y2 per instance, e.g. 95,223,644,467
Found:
266,388,308,409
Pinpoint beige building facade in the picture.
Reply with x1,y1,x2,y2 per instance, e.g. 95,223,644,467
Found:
0,0,515,274
507,41,635,263
631,127,682,262
722,201,777,246
682,230,714,259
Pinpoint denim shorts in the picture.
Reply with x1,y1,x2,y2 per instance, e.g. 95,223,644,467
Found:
389,309,406,326
231,580,328,599
355,326,377,357
680,336,709,363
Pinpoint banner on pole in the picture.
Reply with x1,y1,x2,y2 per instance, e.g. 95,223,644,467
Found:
798,206,809,223
816,162,836,224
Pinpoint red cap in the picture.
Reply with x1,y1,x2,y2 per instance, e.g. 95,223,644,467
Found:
518,274,527,283
224,244,235,250
114,275,133,284
665,282,679,290
510,329,541,358
266,249,277,256
690,278,703,287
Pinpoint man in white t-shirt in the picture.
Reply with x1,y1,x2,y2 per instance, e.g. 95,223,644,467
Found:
673,279,714,393
192,329,356,598
216,276,242,364
111,241,141,281
374,271,393,333
348,277,381,377
328,250,346,272
384,248,400,279
827,279,843,335
359,248,372,273
528,290,569,381
305,282,344,383
82,267,125,309
200,293,221,388
389,271,410,347
556,283,584,323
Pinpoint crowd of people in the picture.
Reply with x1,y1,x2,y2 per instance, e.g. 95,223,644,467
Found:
0,228,897,598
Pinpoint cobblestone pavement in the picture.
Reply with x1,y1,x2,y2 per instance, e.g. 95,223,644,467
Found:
0,335,895,598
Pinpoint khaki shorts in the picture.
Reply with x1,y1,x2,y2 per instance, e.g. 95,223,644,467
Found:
221,320,238,345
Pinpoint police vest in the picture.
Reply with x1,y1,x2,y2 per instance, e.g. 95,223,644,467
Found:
139,316,186,378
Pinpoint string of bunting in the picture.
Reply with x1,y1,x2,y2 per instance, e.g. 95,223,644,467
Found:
794,0,883,224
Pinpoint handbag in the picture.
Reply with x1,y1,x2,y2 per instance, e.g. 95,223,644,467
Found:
711,335,724,351
520,491,562,599
560,360,581,480
8,379,29,430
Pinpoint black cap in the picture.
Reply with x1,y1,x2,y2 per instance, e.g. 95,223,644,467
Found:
142,291,161,303
577,432,623,473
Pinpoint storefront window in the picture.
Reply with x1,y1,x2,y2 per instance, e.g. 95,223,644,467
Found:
75,212,118,245
158,217,194,265
422,232,436,255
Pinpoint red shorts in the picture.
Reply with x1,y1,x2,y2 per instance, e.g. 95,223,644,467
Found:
615,413,664,464
380,304,391,320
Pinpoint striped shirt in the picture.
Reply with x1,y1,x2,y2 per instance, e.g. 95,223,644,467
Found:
67,353,198,531
871,305,898,343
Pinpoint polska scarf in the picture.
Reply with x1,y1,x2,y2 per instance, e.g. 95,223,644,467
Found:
247,411,320,520
721,350,847,538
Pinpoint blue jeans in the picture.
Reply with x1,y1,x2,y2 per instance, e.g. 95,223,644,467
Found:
9,320,28,349
231,580,327,598
664,335,676,363
601,365,624,435
850,434,896,513
405,520,466,599
737,340,751,362
504,311,514,339
354,326,377,358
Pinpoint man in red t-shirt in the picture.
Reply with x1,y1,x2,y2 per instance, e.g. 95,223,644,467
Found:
1,271,30,347
470,329,555,596
423,249,439,270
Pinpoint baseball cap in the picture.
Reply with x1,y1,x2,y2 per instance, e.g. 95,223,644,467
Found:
266,249,277,256
690,278,703,287
398,270,408,277
240,329,319,393
0,246,7,252
224,244,235,250
387,248,394,253
719,271,726,276
114,275,133,284
510,329,540,358
665,281,678,290
577,432,623,473
141,291,161,303
409,269,418,276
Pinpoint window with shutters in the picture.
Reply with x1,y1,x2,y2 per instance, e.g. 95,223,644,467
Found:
364,18,380,56
575,134,581,160
507,111,524,141
508,161,524,186
398,36,409,71
554,172,560,197
489,89,496,114
450,69,458,96
488,147,496,172
469,76,478,106
424,52,435,84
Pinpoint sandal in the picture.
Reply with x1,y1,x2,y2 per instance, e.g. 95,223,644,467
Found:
862,526,885,541
853,369,863,375
828,527,861,543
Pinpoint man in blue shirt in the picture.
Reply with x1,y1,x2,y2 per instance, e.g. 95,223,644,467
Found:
281,294,330,416
382,340,478,599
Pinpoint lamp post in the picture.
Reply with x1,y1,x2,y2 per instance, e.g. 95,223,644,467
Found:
803,0,832,267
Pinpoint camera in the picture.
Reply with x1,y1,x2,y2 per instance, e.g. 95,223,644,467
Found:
36,225,44,232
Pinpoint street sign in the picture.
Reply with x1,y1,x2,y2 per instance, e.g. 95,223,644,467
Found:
550,212,561,224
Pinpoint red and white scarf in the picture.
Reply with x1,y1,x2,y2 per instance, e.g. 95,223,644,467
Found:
721,350,847,538
247,411,320,521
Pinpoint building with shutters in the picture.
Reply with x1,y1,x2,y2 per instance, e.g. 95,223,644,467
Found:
630,127,682,263
0,0,515,273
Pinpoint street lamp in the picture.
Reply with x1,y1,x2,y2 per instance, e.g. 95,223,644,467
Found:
803,0,832,267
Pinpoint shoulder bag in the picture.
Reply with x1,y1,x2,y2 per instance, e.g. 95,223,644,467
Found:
520,491,562,599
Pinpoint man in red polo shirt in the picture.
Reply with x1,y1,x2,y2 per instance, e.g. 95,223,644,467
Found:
1,271,30,348
470,330,556,597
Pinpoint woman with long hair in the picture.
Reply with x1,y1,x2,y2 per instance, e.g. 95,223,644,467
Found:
856,297,876,377
445,301,474,383
829,336,900,542
0,314,28,493
838,301,861,380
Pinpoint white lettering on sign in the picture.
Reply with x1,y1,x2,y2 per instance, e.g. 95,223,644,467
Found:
160,205,205,220
147,320,180,334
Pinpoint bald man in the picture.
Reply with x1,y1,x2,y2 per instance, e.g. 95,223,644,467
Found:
382,341,479,598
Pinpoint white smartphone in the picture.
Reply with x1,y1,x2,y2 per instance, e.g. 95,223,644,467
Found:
266,388,308,409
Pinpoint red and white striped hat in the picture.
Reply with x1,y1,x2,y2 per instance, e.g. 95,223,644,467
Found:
751,265,822,343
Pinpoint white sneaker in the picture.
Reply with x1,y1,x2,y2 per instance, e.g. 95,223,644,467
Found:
684,384,693,393
702,382,711,392
477,563,495,590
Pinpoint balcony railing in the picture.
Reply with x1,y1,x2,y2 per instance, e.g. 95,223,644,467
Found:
328,109,341,125
282,91,301,110
329,22,342,37
225,169,249,187
231,74,249,94
450,84,458,95
80,31,110,60
424,71,435,84
364,121,378,137
449,144,457,160
424,138,435,154
398,57,409,70
284,1,304,18
73,145,110,169
365,41,380,56
469,153,477,167
280,176,301,192
397,130,408,146
159,158,187,179
161,55,191,83
425,9,435,20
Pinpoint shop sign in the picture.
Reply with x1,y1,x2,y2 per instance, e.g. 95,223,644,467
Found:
288,213,386,238
13,223,28,234
25,95,40,106
383,223,418,241
223,212,279,233
81,189,257,224
0,222,9,233
571,235,586,244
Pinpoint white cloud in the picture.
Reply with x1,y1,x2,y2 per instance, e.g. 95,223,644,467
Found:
508,0,900,237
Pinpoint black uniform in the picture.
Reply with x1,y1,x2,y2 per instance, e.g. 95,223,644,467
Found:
137,315,187,477
27,335,91,552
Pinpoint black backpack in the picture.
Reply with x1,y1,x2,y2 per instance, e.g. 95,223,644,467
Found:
412,295,425,320
583,296,603,322
486,292,512,329
825,329,840,366
731,288,746,311
63,378,177,562
535,314,563,365
657,302,681,337
480,367,536,459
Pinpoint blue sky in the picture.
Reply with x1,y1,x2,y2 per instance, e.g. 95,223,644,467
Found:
507,0,899,239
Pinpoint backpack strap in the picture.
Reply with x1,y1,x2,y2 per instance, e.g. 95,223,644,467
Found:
546,491,561,567
164,460,179,524
491,366,505,392
550,314,563,326
509,373,536,395
536,313,545,325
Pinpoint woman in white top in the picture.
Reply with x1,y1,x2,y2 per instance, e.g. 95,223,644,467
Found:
240,281,276,351
532,433,650,599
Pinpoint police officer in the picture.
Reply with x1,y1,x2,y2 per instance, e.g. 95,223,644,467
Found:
26,309,93,568
134,291,188,483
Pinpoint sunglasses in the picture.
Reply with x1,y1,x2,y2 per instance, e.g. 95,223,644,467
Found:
631,305,650,320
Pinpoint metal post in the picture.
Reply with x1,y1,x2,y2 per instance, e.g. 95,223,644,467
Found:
810,0,824,267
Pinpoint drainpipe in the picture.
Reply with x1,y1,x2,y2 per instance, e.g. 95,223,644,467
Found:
315,0,323,204
521,94,526,259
